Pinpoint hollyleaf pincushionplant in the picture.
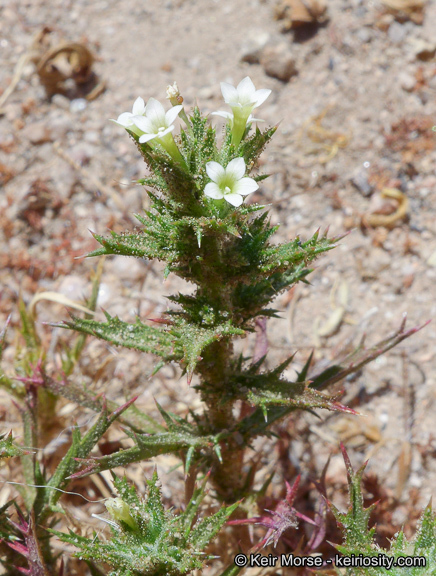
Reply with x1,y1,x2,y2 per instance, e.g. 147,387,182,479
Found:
0,76,426,576
65,77,425,506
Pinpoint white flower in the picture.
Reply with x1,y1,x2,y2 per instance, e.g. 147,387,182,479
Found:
204,157,259,207
111,97,146,128
220,77,271,114
217,77,271,147
132,97,183,144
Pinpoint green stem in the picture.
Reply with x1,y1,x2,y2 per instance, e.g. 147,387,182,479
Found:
198,339,245,502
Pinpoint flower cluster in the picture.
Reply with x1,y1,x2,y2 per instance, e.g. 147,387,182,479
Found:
112,76,271,207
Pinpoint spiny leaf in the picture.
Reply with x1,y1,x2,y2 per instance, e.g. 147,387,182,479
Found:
0,432,31,459
53,471,239,576
70,425,227,479
310,316,430,390
58,313,180,361
171,319,245,380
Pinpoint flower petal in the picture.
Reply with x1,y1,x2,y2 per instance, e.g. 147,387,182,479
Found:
225,157,246,181
211,110,233,119
253,88,271,108
132,97,145,115
224,193,243,207
204,183,224,200
133,115,154,134
220,82,239,105
145,98,167,129
237,77,256,102
139,133,158,143
234,177,259,196
113,112,133,127
165,104,183,126
206,161,225,183
247,115,264,123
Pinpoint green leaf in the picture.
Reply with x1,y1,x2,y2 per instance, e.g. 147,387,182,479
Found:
171,319,245,380
36,397,137,520
53,471,239,576
0,432,31,459
58,313,180,361
329,447,436,575
69,411,227,479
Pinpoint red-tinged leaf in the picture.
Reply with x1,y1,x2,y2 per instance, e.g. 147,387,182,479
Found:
7,541,29,557
110,395,138,420
310,316,430,391
306,457,330,553
25,511,50,576
68,460,97,479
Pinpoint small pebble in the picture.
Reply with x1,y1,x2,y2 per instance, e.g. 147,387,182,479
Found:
58,275,89,300
70,98,87,113
409,38,436,61
26,122,52,145
399,71,416,92
260,44,297,82
427,251,436,268
51,94,70,110
110,255,146,282
356,27,372,44
388,21,407,44
240,31,270,64
351,167,373,197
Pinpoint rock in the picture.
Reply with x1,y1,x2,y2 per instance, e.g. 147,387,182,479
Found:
398,71,416,91
69,143,98,166
260,44,298,82
274,0,328,31
26,122,52,145
356,27,372,44
197,86,215,100
427,251,436,268
408,38,436,61
70,98,87,113
388,21,407,44
240,31,270,64
351,167,373,197
51,94,70,110
47,116,73,140
58,275,89,300
110,255,146,282
84,130,101,144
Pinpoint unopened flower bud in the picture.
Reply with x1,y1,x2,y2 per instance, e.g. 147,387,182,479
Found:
166,82,183,106
105,497,137,530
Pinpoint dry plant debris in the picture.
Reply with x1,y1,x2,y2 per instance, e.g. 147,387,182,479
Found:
363,187,409,229
297,105,350,164
31,28,105,100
